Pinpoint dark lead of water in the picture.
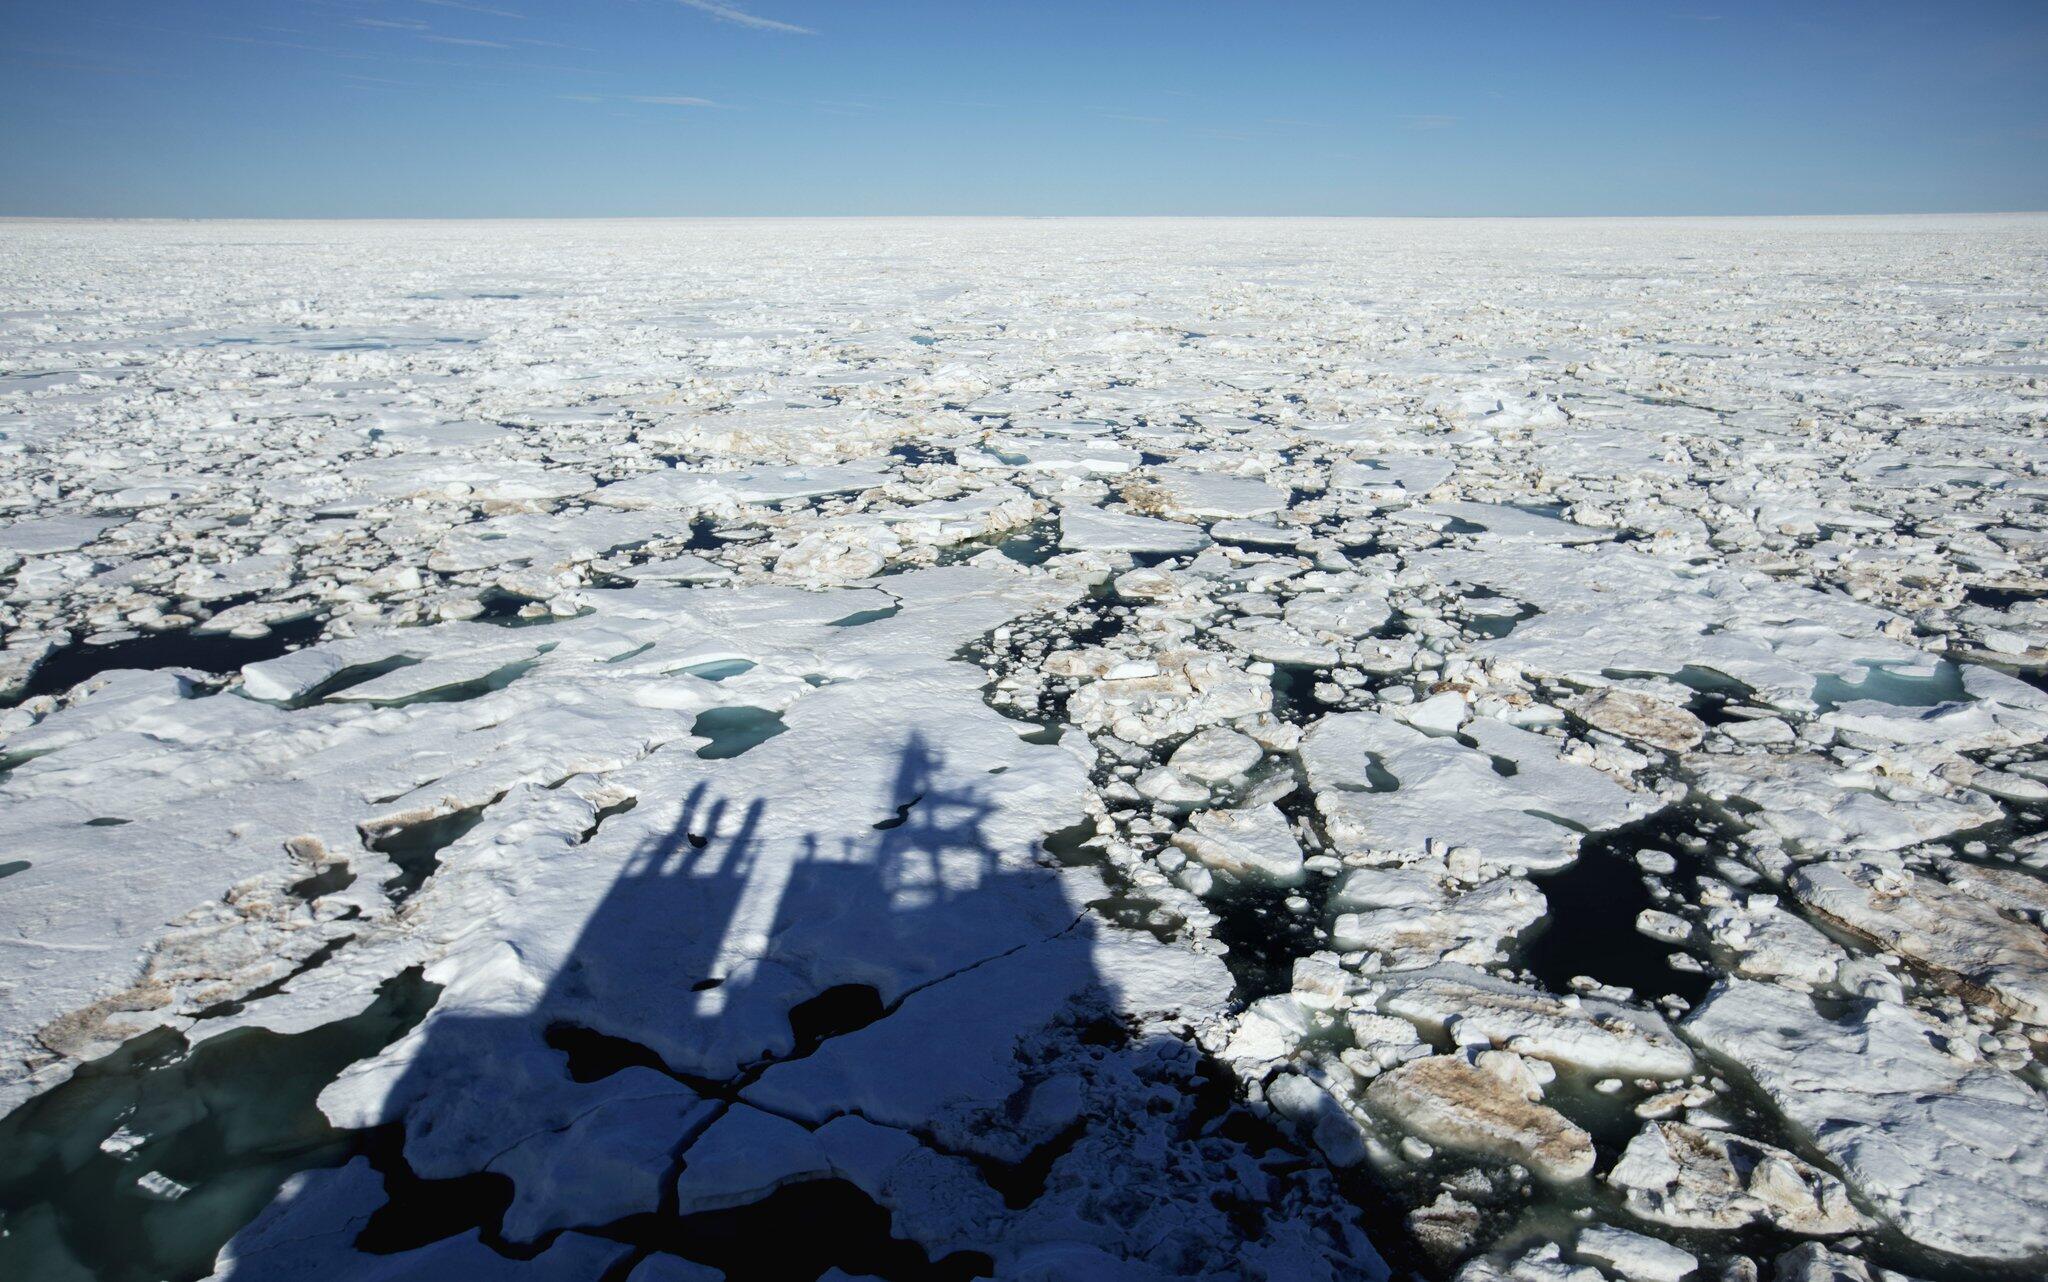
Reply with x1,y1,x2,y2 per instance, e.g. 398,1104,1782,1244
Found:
367,804,491,900
1208,880,1329,1002
783,985,887,1058
0,969,438,1282
1964,584,2043,611
995,519,1059,567
684,519,743,552
473,588,545,626
1269,663,1338,726
16,615,327,703
1519,815,1712,1006
888,442,957,467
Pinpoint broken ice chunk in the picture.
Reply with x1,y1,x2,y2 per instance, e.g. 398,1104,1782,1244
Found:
1331,878,1547,968
1122,467,1288,521
1166,727,1263,783
1572,1226,1697,1282
1134,766,1208,806
99,1124,147,1156
1171,803,1305,881
1376,964,1695,1079
1365,1054,1596,1182
1566,687,1705,752
1607,1119,1871,1236
1773,1242,1932,1282
136,1169,191,1201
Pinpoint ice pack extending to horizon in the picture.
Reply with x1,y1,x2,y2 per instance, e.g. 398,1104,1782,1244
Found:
1,211,2046,1282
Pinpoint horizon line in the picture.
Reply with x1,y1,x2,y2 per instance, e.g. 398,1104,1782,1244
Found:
5,209,2047,224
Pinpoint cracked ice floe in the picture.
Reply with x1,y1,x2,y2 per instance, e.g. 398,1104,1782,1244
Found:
1790,859,2048,1024
1327,456,1456,504
1410,541,1964,714
1408,501,1614,546
1300,709,1650,874
426,510,669,576
1690,751,2003,855
1687,979,2048,1263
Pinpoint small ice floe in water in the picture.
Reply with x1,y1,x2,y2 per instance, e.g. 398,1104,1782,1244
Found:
98,1125,146,1157
135,1171,191,1201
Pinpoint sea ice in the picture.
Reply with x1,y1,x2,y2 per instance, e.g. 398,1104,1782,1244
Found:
2,215,2043,1282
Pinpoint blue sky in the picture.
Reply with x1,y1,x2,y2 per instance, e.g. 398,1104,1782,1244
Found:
3,0,2045,217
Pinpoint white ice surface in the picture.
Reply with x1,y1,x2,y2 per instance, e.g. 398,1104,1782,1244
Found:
3,216,2045,1282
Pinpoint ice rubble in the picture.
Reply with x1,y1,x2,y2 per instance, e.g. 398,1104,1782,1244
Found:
2,216,2047,1281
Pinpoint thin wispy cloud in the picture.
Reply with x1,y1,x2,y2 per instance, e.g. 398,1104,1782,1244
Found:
1401,113,1458,130
676,0,816,36
342,72,447,91
355,16,520,52
1100,112,1168,125
557,92,726,109
0,47,182,81
420,0,526,17
420,34,513,48
212,33,372,60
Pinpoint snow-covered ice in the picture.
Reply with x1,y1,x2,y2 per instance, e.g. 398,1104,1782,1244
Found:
2,215,2046,1282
